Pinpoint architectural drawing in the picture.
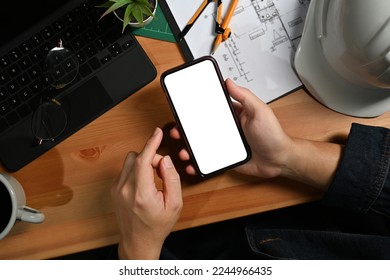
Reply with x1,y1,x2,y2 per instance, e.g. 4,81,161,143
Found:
212,0,310,102
166,0,311,102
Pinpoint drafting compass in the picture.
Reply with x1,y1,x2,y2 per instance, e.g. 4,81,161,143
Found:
178,0,238,54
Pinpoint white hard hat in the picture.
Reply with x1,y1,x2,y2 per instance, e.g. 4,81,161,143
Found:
295,0,390,117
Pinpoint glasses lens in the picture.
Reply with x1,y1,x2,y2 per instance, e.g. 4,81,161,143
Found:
43,44,79,89
32,102,67,144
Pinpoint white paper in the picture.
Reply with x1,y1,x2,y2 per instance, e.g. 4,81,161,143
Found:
166,0,311,103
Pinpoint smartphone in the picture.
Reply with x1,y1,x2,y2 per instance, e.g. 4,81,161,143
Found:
161,56,251,177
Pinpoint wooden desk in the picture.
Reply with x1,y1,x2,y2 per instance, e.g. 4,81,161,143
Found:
2,37,390,260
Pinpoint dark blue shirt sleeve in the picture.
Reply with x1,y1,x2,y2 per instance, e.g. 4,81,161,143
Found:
323,123,390,217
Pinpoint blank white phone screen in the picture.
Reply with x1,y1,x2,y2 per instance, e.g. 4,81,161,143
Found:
163,59,248,175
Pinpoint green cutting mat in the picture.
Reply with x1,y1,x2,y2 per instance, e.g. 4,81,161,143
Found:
130,4,176,42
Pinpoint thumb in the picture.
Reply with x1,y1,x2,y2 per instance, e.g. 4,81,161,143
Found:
226,78,264,114
160,156,182,209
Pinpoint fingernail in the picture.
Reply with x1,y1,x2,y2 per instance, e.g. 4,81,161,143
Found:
153,127,160,136
163,156,173,168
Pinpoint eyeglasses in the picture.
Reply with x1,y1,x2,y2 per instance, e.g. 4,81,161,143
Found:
31,39,79,145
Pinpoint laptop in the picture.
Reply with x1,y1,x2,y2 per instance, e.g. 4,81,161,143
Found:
0,0,157,171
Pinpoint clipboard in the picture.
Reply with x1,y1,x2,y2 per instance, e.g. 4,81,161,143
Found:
159,0,311,104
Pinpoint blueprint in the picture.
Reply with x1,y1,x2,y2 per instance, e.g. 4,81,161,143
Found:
165,0,311,102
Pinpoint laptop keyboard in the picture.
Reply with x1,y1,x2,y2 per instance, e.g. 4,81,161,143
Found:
0,0,135,135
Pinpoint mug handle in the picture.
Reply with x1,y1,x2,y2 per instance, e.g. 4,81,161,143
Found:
18,206,45,224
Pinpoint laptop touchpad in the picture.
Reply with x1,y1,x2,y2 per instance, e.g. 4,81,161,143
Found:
60,77,114,135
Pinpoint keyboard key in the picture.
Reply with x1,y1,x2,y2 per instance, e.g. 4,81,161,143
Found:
27,95,42,111
0,102,10,115
85,44,97,58
0,87,8,101
7,82,20,94
106,29,123,43
88,57,100,70
53,65,66,80
17,104,32,119
28,65,42,80
29,81,44,94
84,14,99,27
29,49,44,64
95,38,108,50
72,6,83,17
19,89,33,101
5,111,20,126
8,95,21,108
101,54,112,64
83,30,96,42
7,65,20,77
9,48,22,61
20,41,33,54
73,21,85,34
40,42,53,56
0,72,9,85
70,37,86,52
76,51,87,64
0,56,11,68
61,28,75,41
18,56,33,69
41,26,55,39
122,40,135,50
18,73,30,87
51,52,62,64
53,19,66,33
94,22,109,36
30,33,44,47
81,1,93,13
108,43,122,57
63,13,76,25
63,58,78,72
79,63,92,77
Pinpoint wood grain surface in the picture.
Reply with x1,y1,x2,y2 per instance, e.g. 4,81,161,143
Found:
2,37,390,259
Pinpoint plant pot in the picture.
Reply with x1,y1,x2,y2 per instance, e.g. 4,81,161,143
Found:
114,0,158,28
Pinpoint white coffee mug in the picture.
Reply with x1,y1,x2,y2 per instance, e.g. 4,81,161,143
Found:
0,173,45,240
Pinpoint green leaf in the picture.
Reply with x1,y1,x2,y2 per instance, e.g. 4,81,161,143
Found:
140,5,154,17
98,0,156,30
100,0,131,18
122,4,134,32
96,1,114,8
138,0,152,7
132,6,144,25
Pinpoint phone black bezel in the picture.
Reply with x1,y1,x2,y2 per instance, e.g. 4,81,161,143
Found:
160,56,251,178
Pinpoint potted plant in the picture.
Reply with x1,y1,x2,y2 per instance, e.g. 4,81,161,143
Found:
97,0,157,32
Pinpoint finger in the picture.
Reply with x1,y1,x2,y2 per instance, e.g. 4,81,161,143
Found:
116,151,137,188
169,126,182,140
231,100,243,116
138,127,163,165
160,156,182,209
185,165,197,176
226,78,264,114
178,148,190,161
152,154,164,168
177,150,197,175
134,128,164,193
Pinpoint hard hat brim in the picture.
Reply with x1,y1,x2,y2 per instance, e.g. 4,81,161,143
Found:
294,1,390,118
